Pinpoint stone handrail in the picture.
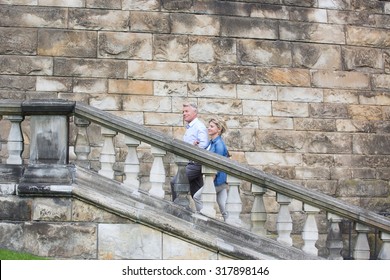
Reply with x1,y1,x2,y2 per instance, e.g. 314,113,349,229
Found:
1,99,390,259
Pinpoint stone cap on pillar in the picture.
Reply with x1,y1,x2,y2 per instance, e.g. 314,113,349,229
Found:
21,99,76,116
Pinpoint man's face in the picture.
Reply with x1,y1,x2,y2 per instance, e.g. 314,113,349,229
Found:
183,105,197,123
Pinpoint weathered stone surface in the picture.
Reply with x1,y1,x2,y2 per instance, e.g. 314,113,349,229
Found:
0,55,53,76
86,0,122,9
199,65,256,84
221,17,278,39
109,80,153,95
99,32,152,60
128,61,197,81
257,68,310,86
154,34,188,62
189,37,236,64
0,6,67,28
289,7,327,22
54,58,127,78
0,197,31,220
336,179,390,197
238,40,292,67
293,43,342,70
272,101,309,117
32,198,71,221
280,22,345,44
38,29,97,57
342,46,383,72
171,13,220,36
0,75,36,91
69,8,129,30
129,11,170,33
36,76,73,92
309,103,350,119
306,132,352,154
188,83,236,99
123,0,160,11
0,27,37,55
98,223,162,259
346,26,390,47
353,134,390,155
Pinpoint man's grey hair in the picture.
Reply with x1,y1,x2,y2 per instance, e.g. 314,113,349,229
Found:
183,102,198,111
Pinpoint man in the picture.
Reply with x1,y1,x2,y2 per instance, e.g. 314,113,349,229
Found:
171,102,209,201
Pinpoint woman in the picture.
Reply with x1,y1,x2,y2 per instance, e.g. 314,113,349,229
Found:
193,116,229,221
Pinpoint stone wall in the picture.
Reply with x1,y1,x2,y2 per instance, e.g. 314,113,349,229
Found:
0,194,230,259
1,0,390,215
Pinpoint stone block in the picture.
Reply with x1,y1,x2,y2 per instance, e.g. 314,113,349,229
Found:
255,130,307,152
199,64,256,84
312,70,370,89
38,29,97,57
98,223,162,259
171,13,220,36
0,27,37,55
154,81,187,97
73,78,108,93
69,9,129,30
86,0,122,9
54,58,127,78
154,34,188,62
199,98,243,115
278,87,323,102
39,0,85,7
323,89,359,104
251,4,289,19
238,39,292,67
306,132,352,154
89,95,122,110
280,22,345,44
36,76,73,92
256,67,310,86
0,197,31,220
342,46,383,72
144,113,182,126
245,152,302,166
292,43,342,70
347,26,390,47
272,101,309,117
0,75,36,91
0,5,67,28
295,118,336,131
259,117,293,130
372,74,390,90
221,17,278,39
243,100,272,116
189,37,236,64
109,80,153,95
32,198,72,221
23,222,97,258
353,134,390,155
123,0,160,11
128,61,197,81
188,83,236,98
129,11,170,33
99,32,152,59
237,84,277,100
349,105,383,120
309,103,349,119
162,233,217,259
123,96,172,112
289,7,327,22
0,55,53,76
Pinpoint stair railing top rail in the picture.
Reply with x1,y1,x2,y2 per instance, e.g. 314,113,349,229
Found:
1,99,390,233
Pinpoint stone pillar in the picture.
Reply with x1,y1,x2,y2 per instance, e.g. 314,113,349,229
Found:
353,223,371,260
225,175,242,226
200,166,217,218
173,156,190,209
251,184,267,236
123,136,140,191
149,146,166,198
276,193,293,246
18,100,75,196
301,204,320,256
4,115,24,165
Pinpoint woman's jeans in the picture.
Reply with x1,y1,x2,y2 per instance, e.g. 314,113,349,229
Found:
193,183,228,220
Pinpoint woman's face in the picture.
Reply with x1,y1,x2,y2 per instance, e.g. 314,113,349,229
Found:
208,121,220,139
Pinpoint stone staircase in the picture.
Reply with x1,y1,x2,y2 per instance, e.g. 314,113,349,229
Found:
0,99,389,259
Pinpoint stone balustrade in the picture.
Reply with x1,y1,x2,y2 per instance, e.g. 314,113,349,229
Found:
1,99,390,260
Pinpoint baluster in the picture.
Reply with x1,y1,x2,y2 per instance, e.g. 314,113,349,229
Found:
200,166,217,218
251,184,267,236
172,156,190,209
326,213,343,260
225,175,242,226
302,204,320,255
276,193,293,246
99,127,117,179
123,136,140,191
148,146,166,198
353,223,370,260
74,117,91,168
378,232,390,260
5,115,24,165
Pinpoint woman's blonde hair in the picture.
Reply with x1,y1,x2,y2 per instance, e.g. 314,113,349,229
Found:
209,116,227,135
